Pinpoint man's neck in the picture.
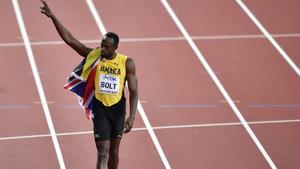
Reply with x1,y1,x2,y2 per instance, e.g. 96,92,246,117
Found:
105,52,117,60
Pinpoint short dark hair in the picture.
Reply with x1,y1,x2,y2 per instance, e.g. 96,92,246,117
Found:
104,32,119,46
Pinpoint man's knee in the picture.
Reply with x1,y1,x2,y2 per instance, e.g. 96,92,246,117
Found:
109,148,119,159
98,149,109,160
96,141,110,160
109,138,121,159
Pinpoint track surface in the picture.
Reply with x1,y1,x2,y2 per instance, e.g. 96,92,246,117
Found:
0,0,299,169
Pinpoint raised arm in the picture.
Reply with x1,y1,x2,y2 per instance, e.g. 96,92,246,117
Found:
40,0,92,57
123,58,138,134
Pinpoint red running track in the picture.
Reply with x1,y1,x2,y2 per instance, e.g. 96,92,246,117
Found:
0,0,299,169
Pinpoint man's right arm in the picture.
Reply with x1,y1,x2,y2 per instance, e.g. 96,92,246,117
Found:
40,0,92,57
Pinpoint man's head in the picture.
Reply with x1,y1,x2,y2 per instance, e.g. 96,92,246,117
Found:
100,32,119,58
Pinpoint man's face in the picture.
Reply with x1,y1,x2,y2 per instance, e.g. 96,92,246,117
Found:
100,36,117,58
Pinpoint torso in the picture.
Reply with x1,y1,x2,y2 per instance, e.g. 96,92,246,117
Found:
94,53,127,107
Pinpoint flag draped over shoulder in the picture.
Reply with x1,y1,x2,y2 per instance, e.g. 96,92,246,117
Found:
63,48,101,119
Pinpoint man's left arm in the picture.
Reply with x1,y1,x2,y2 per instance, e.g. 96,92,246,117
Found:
123,58,138,134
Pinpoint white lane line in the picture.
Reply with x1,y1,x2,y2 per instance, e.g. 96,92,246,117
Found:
12,0,66,169
249,104,300,108
156,104,217,108
56,131,93,136
160,0,278,169
0,105,31,109
86,0,172,168
2,33,300,47
86,0,106,35
0,42,23,47
248,119,300,125
136,102,172,169
236,0,300,76
0,133,51,141
1,119,300,141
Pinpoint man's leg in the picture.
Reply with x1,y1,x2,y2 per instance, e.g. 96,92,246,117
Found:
108,137,122,169
107,97,126,169
96,140,110,169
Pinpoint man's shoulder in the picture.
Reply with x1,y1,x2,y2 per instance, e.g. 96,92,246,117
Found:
88,47,101,56
117,52,129,59
125,58,135,70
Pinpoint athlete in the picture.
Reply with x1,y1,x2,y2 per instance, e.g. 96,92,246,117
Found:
40,1,138,169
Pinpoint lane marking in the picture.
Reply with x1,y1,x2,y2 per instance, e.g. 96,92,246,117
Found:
0,105,31,109
157,104,217,108
192,33,300,40
236,0,300,76
160,0,278,169
0,133,51,141
2,33,300,47
2,102,298,111
86,0,172,169
136,102,172,169
220,100,241,103
249,104,300,108
138,100,148,103
2,102,299,110
1,119,300,141
12,0,66,169
86,0,106,35
34,101,55,104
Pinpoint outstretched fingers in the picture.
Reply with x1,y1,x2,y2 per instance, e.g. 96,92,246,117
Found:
40,0,52,17
41,0,48,7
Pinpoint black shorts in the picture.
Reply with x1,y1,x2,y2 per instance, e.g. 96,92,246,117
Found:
92,97,126,141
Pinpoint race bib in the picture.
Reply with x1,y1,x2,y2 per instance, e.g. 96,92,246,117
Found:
99,74,120,95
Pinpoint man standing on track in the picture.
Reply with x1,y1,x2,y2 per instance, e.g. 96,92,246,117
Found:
40,1,138,169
